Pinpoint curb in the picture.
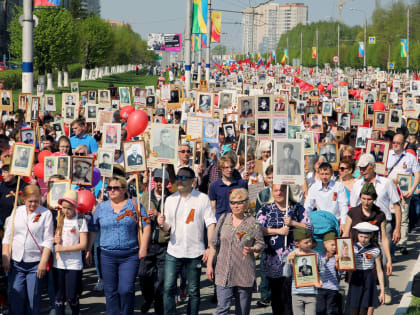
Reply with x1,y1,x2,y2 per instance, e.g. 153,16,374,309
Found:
395,253,420,314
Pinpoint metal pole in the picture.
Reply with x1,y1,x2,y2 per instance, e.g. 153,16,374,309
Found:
364,17,367,70
184,0,193,91
300,31,303,69
337,23,340,69
316,29,319,78
198,34,202,80
205,0,211,81
22,0,34,94
406,8,409,75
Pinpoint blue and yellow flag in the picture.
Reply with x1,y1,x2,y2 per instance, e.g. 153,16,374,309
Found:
400,39,407,57
192,0,208,34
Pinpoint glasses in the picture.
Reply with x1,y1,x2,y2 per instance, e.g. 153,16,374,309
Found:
178,150,191,154
74,152,85,156
107,186,122,191
230,199,248,205
175,175,193,181
339,167,349,171
359,166,369,172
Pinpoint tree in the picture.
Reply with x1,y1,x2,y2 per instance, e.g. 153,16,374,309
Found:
69,0,87,19
212,45,227,56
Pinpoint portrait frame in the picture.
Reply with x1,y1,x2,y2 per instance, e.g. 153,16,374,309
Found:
118,87,131,106
71,156,94,186
296,131,315,155
88,90,97,103
218,91,233,109
123,141,147,173
407,119,419,135
47,180,71,209
256,117,271,140
97,110,113,129
397,174,412,194
56,156,71,180
195,92,214,116
21,129,35,144
86,104,99,123
71,82,79,93
273,139,304,185
388,109,402,128
309,114,323,133
223,123,236,144
318,142,339,170
256,95,272,114
322,102,333,117
62,92,79,108
273,95,288,115
337,112,351,131
63,104,76,123
150,123,179,165
98,89,112,107
271,116,288,139
97,148,114,178
366,139,390,175
355,127,372,149
336,237,356,271
52,119,64,138
373,111,388,131
288,125,302,139
10,143,35,177
202,118,219,144
292,253,320,288
19,93,31,111
236,134,257,157
238,96,255,122
44,94,56,112
349,101,365,126
0,90,13,111
102,123,121,150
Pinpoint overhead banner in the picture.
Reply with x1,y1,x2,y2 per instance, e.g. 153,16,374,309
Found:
211,12,222,42
164,34,182,52
147,33,165,51
202,34,208,48
192,0,208,34
358,42,365,58
34,0,60,6
400,39,407,57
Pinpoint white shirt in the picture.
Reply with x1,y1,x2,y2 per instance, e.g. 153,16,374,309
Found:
304,180,348,223
3,205,54,263
350,175,400,221
387,150,420,179
54,216,88,270
165,189,216,259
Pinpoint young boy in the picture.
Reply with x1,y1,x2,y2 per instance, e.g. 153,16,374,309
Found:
284,227,323,315
316,231,342,315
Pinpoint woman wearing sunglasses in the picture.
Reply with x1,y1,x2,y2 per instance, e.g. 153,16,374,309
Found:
338,158,356,203
206,188,264,315
86,176,151,315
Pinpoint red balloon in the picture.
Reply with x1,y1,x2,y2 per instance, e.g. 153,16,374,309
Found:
127,110,148,137
214,95,219,106
338,81,347,86
38,150,52,163
63,124,69,137
349,90,357,96
77,190,95,213
53,152,67,157
309,68,313,74
180,75,186,82
327,83,334,91
373,101,385,111
34,163,44,179
317,84,324,93
120,106,135,120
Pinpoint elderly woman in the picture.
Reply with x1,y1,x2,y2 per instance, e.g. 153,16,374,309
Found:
73,144,89,156
206,188,264,315
2,185,54,315
256,184,312,315
86,176,151,315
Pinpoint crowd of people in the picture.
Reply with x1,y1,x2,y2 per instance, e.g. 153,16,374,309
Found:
0,62,419,315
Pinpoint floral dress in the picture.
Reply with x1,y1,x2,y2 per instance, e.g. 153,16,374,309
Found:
256,201,312,279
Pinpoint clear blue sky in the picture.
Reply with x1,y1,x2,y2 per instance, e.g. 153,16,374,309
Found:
101,0,400,52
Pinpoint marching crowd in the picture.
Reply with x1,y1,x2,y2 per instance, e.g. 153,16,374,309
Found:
0,63,419,315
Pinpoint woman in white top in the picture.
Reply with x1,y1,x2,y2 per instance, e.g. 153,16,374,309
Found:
2,184,54,315
53,190,88,315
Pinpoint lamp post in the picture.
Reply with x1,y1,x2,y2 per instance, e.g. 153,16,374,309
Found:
350,8,367,70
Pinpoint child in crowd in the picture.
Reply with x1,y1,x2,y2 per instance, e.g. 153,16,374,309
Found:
284,227,323,315
53,190,88,315
316,231,342,315
347,222,385,315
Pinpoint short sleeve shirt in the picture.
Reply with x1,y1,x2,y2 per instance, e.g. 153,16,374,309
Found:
347,204,385,243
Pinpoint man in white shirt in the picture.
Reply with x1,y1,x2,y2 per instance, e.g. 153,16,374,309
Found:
158,167,216,315
304,162,348,233
386,133,420,254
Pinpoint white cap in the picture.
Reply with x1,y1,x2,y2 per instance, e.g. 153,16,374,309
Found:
353,222,379,233
357,153,376,168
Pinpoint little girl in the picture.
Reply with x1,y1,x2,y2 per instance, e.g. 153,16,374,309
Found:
53,190,88,315
347,222,385,315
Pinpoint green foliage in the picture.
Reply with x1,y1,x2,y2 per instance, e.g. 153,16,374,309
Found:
68,0,87,19
212,45,227,55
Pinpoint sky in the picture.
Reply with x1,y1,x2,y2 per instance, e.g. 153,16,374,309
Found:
100,0,399,53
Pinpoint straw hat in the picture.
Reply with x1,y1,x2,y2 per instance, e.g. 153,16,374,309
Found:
58,190,78,208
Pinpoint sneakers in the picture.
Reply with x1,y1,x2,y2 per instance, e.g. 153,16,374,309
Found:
140,301,152,313
384,289,392,304
179,288,187,303
93,279,104,292
400,247,408,255
256,298,271,307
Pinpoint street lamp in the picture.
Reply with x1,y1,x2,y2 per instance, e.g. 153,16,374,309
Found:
350,8,367,70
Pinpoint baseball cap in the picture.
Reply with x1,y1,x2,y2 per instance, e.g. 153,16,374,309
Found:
357,153,375,168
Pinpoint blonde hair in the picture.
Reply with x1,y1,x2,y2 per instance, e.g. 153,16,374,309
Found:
74,145,89,155
109,176,129,199
20,184,42,204
229,188,248,201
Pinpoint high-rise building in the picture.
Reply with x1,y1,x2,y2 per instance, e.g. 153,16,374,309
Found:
242,2,308,54
81,0,100,15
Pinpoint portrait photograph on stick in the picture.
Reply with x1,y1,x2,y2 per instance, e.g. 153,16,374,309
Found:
123,141,147,172
273,139,304,185
292,253,320,288
47,180,71,209
102,123,121,149
150,123,179,165
71,156,94,186
238,96,255,121
10,143,35,177
336,237,356,271
97,148,115,177
366,139,390,175
318,142,339,170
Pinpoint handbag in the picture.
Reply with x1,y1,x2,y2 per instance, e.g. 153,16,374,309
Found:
26,223,53,272
213,213,227,267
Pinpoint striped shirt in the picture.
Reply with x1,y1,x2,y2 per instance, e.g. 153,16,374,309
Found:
210,213,265,288
354,243,380,270
320,254,342,291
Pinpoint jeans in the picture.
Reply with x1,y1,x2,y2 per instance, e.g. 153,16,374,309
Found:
163,253,202,315
101,248,140,315
409,194,420,230
8,260,43,315
259,269,271,300
267,277,293,315
216,285,253,315
53,268,81,315
316,288,342,315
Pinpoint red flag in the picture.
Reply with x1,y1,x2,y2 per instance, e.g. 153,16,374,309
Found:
266,55,272,69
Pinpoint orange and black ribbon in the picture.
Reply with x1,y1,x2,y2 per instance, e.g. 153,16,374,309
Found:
116,210,150,224
33,212,41,223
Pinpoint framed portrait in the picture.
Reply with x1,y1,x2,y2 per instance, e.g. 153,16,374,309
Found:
97,110,113,129
256,117,271,139
292,253,320,288
97,148,114,177
236,134,257,157
403,97,416,112
70,82,79,93
238,96,255,121
10,143,35,177
102,123,121,149
47,180,71,209
168,89,181,108
86,104,98,123
186,116,203,142
318,142,339,170
202,118,219,144
355,127,372,149
123,141,147,173
52,119,64,138
19,93,31,111
397,174,412,194
309,88,319,99
365,102,374,121
349,101,364,126
271,116,287,138
146,85,155,96
301,91,309,101
373,111,388,131
273,95,288,115
44,156,57,181
336,238,356,271
63,105,76,123
150,123,179,165
366,139,390,175
290,86,300,100
364,92,376,104
146,95,156,107
57,156,71,179
44,94,56,112
0,90,13,111
273,139,304,185
322,102,333,117
80,91,87,108
108,86,117,99
295,100,306,116
388,109,402,128
21,129,35,144
288,125,301,139
223,123,236,143
195,92,214,116
218,91,233,109
256,95,272,114
309,114,323,133
98,89,112,107
88,90,97,103
378,93,388,105
29,96,40,122
407,119,419,135
337,113,351,131
62,93,78,107
296,131,315,155
71,156,94,186
331,87,338,98
111,100,119,111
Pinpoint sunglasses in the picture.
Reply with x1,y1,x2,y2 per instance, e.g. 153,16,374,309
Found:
339,167,349,171
175,175,193,181
74,152,85,156
230,199,248,205
178,150,191,154
107,186,122,191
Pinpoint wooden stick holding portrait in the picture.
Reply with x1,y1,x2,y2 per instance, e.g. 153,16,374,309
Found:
135,174,143,245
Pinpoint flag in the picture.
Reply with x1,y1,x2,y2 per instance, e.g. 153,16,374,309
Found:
256,53,263,68
201,34,208,48
312,47,317,59
272,50,276,60
34,0,60,6
280,49,288,66
401,39,407,57
192,0,208,34
358,42,365,58
194,35,201,51
211,12,222,42
266,55,272,68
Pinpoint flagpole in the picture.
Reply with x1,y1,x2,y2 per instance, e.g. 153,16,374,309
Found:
316,28,319,79
184,0,193,91
198,34,202,80
205,0,212,82
300,31,303,70
406,8,409,76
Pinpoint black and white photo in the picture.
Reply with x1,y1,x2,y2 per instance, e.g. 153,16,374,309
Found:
150,123,179,164
71,156,94,186
274,139,304,185
10,143,35,176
